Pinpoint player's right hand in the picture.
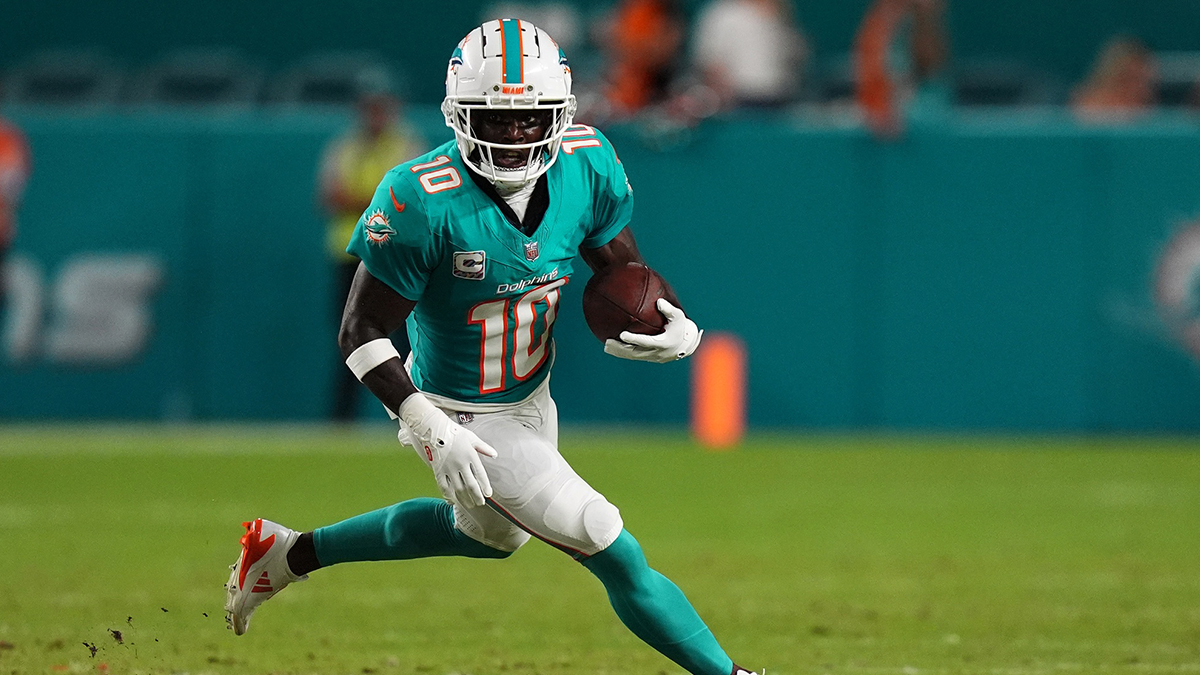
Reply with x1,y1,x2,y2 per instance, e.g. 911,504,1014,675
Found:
398,394,497,508
604,299,703,363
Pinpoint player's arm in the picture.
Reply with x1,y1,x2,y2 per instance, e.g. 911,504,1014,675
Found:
580,227,702,363
339,264,497,509
579,224,640,271
337,263,419,409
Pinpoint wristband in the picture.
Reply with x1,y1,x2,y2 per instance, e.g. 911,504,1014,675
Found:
345,338,401,381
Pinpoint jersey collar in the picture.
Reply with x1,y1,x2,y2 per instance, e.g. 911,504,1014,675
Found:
464,161,550,237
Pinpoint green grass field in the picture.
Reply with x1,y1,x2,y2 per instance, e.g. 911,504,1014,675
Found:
1,427,1199,675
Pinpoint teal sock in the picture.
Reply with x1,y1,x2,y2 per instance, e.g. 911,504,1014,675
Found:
312,498,510,565
581,530,734,675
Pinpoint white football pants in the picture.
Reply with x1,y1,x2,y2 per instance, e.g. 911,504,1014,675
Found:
406,383,624,558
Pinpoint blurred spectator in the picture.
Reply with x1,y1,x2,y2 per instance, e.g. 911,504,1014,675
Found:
594,0,685,117
855,0,950,138
317,86,425,422
692,0,807,109
0,115,31,310
1071,36,1158,121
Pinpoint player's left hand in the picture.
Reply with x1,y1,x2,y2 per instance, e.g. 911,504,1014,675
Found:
604,299,703,363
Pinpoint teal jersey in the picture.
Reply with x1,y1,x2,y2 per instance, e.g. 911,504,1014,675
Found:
346,125,633,404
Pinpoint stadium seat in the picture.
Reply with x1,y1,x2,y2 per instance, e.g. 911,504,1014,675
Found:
1155,52,1200,108
809,57,858,105
811,56,1061,108
951,58,1061,106
2,49,123,107
128,48,264,106
268,52,398,107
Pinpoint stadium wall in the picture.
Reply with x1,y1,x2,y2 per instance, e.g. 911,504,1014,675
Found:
4,1,1200,104
2,108,1200,430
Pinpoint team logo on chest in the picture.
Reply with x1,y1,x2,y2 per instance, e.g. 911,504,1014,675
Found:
524,241,540,262
453,250,487,280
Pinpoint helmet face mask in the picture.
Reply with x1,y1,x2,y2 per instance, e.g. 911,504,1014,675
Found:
443,19,578,185
466,107,553,171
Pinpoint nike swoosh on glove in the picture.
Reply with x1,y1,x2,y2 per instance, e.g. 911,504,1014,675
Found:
604,299,703,363
399,393,497,507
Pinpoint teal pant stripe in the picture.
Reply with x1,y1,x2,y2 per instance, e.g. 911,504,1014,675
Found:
501,18,523,83
312,498,510,565
581,530,734,675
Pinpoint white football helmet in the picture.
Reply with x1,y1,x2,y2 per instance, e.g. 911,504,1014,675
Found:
442,19,578,185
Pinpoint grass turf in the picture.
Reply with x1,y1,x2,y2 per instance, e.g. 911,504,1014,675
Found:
0,427,1199,675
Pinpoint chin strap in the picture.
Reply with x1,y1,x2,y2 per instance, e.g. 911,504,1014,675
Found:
477,153,545,188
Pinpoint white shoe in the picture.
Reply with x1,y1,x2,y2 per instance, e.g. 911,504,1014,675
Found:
224,518,306,635
733,667,762,675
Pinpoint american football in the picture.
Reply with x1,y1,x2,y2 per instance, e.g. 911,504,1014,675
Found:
582,261,672,342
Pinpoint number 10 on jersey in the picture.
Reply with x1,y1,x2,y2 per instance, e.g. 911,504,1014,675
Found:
468,278,567,393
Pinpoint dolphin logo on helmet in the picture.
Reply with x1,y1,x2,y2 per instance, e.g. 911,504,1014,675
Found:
441,19,578,185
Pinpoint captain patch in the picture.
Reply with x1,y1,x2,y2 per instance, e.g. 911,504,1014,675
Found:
453,250,487,280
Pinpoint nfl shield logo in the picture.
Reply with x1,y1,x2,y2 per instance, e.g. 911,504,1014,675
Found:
524,241,540,261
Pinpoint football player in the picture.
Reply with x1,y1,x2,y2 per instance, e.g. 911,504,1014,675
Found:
225,20,755,675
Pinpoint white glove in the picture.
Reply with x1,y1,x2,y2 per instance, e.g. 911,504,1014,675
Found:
604,299,703,363
398,393,497,508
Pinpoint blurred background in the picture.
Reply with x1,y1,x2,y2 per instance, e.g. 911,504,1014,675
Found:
3,0,1200,433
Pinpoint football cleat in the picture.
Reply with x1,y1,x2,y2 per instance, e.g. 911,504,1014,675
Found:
733,666,763,675
224,518,306,635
